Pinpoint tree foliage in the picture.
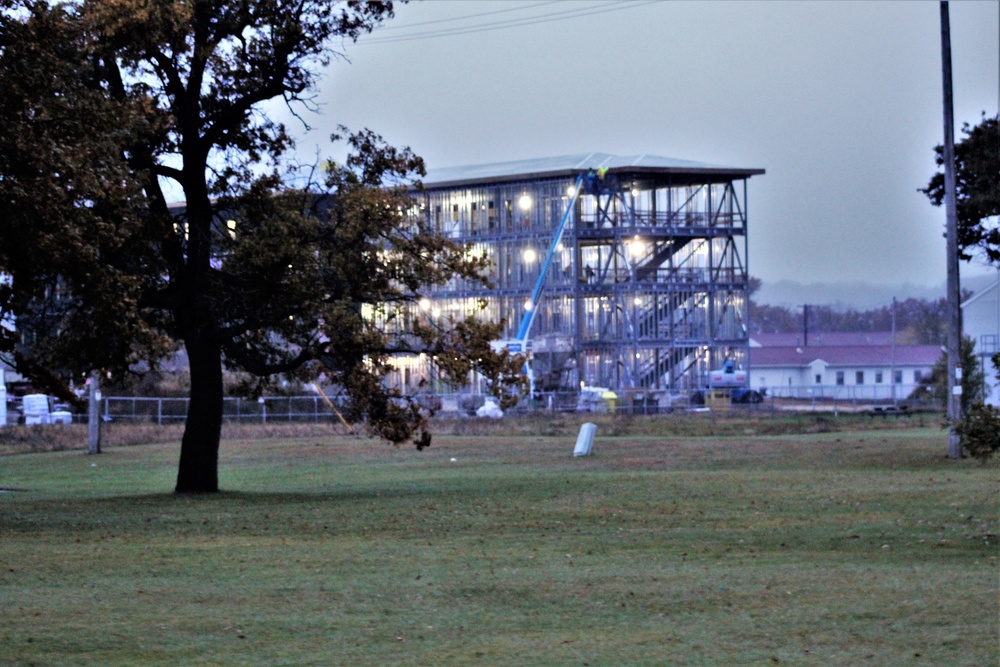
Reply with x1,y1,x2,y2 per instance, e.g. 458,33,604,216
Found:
921,113,1000,264
748,303,799,335
749,290,955,346
912,336,985,414
955,402,1000,462
0,2,164,383
955,353,1000,462
0,1,524,493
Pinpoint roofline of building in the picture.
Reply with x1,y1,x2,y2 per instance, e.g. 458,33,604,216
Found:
419,165,765,190
961,277,999,308
751,359,936,368
750,355,939,367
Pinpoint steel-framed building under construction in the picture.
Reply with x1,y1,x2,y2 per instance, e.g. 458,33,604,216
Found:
390,153,764,404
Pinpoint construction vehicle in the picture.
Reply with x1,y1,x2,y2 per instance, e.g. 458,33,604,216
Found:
707,360,764,406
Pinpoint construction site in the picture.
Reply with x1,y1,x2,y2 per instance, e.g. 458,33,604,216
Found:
388,153,765,410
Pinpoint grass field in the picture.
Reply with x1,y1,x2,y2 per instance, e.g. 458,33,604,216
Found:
1,421,996,666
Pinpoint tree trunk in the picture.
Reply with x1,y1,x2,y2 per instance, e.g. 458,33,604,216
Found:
175,334,225,493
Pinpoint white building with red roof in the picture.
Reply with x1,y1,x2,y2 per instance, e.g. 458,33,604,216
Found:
748,337,940,401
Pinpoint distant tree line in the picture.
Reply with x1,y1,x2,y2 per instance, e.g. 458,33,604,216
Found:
748,288,960,346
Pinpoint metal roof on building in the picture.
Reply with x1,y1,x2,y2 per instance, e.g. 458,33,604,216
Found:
421,152,765,188
749,345,942,368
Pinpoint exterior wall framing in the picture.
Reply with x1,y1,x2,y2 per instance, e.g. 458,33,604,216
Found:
392,154,763,400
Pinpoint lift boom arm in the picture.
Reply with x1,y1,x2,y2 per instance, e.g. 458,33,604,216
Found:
515,173,585,342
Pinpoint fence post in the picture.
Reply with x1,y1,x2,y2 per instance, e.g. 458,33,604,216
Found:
87,372,101,455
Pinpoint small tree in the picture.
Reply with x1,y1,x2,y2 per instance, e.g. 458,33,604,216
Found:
955,403,1000,462
912,336,985,413
955,353,1000,462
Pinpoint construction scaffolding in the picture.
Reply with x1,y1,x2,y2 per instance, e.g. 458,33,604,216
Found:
389,153,764,402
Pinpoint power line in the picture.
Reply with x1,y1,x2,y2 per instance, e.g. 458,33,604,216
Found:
372,1,566,32
355,1,659,45
359,1,635,44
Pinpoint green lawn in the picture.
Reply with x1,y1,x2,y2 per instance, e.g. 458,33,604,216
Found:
1,425,996,666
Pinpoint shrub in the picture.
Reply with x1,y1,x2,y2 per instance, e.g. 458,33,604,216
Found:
955,402,1000,462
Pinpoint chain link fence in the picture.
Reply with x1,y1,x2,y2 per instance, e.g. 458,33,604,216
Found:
3,388,943,427
101,396,341,425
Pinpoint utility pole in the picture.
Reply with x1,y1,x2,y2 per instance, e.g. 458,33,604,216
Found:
891,297,897,406
939,1,963,458
802,304,810,347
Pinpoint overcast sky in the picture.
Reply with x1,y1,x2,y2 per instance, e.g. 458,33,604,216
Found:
275,0,999,292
